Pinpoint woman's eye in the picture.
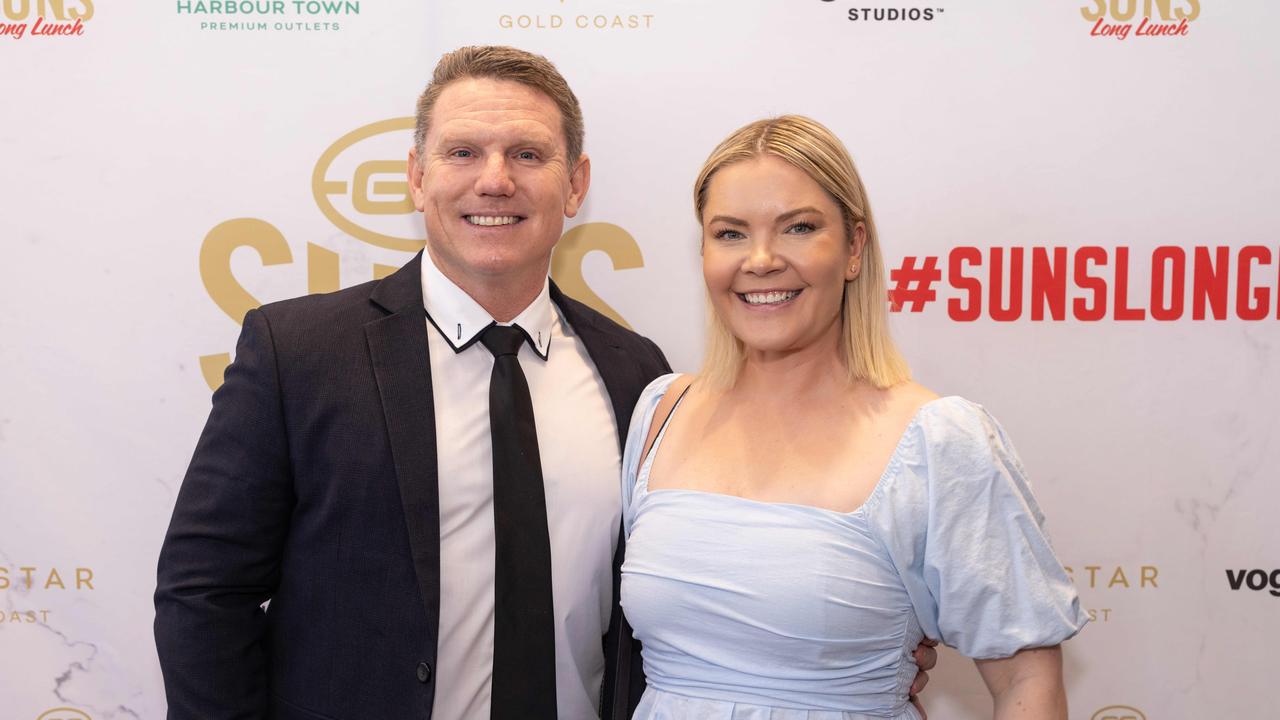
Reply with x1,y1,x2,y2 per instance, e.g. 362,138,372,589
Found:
714,229,744,241
787,222,816,234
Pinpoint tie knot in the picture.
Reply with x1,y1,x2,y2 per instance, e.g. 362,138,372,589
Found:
480,324,527,358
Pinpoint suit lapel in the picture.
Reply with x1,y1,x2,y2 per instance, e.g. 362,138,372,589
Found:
366,253,441,656
551,282,639,454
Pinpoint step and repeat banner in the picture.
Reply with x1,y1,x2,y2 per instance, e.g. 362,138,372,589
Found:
2,1,1277,718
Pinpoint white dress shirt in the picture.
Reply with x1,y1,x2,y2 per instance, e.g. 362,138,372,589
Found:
421,250,622,720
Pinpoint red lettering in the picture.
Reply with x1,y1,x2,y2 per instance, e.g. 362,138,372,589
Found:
1192,246,1229,320
1136,16,1190,36
989,247,1023,321
1150,246,1185,320
1031,247,1067,321
947,247,982,321
30,15,83,35
1114,247,1145,320
1073,246,1108,321
1236,246,1272,320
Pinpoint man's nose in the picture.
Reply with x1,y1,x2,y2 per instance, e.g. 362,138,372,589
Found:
475,154,516,196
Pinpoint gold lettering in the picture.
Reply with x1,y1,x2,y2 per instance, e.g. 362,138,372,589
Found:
200,353,232,392
1080,0,1106,20
1112,0,1138,21
198,219,293,393
1178,0,1199,20
69,0,92,20
36,0,65,19
1085,565,1101,587
76,567,94,590
45,568,65,590
0,566,7,589
200,218,294,326
1141,565,1158,588
374,263,398,280
20,566,36,588
351,160,414,215
2,0,28,21
1108,566,1130,588
550,223,644,329
307,243,341,294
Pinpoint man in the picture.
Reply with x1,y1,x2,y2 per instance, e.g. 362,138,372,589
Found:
155,46,934,719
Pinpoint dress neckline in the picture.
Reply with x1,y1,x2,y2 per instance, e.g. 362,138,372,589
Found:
637,387,962,518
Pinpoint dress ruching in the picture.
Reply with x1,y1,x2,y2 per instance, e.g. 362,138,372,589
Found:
620,374,1086,720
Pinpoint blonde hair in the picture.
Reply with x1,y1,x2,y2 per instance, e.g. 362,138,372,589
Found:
414,45,585,164
693,115,910,390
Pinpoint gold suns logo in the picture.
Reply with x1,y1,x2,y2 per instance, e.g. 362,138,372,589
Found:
1091,706,1146,720
1081,0,1199,40
37,709,93,720
198,118,644,390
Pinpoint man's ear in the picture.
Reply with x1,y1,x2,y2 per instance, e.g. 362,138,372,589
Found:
564,154,591,218
407,147,427,212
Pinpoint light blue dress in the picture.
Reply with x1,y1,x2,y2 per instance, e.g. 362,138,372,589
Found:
620,374,1087,720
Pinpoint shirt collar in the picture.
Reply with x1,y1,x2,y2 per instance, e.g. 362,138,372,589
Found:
420,249,553,360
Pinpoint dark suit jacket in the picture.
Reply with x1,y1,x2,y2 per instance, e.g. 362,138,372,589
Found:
155,252,667,719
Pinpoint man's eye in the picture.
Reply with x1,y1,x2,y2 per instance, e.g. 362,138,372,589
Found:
451,149,473,158
516,151,538,161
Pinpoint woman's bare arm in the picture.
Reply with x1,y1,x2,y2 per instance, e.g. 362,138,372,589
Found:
974,645,1067,720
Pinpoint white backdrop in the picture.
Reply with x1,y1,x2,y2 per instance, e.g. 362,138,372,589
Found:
3,1,1278,718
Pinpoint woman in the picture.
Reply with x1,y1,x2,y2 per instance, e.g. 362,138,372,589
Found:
619,115,1086,719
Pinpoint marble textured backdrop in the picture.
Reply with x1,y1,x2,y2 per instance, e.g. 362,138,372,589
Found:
2,1,1277,718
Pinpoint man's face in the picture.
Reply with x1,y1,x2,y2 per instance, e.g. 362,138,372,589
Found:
408,77,589,290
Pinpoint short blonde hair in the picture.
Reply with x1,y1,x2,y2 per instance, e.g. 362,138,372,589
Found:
414,45,585,164
693,115,910,390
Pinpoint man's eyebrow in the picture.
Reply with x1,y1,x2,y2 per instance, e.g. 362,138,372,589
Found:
707,215,748,227
433,131,558,149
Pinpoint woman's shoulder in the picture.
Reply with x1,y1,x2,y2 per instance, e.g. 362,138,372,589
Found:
857,380,942,436
634,373,689,415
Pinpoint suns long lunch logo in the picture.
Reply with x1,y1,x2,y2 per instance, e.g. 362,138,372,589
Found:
1,0,93,40
197,119,645,391
1082,0,1200,40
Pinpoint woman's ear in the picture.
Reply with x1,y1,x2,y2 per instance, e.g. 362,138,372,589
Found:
846,221,867,281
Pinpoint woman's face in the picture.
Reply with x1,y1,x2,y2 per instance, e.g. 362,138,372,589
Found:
701,155,864,359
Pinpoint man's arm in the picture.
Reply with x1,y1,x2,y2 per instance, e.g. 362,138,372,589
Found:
154,308,295,719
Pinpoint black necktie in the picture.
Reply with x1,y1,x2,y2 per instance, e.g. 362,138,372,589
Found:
480,324,557,720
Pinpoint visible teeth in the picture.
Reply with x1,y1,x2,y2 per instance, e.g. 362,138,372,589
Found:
742,290,799,305
465,215,521,226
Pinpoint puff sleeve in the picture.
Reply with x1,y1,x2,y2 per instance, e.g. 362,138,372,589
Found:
864,397,1088,659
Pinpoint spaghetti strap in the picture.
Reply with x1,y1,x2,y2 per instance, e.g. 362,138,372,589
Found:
647,386,690,456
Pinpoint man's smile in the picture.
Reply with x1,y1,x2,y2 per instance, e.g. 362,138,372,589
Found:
464,215,525,227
